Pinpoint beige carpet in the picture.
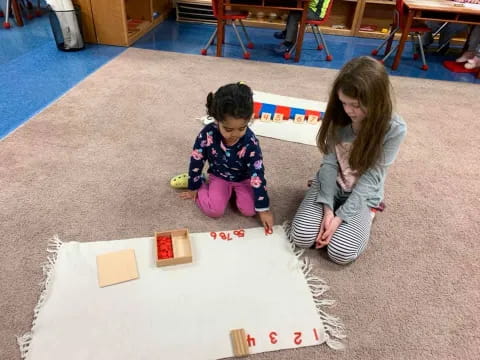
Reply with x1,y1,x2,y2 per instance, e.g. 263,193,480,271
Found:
1,48,479,360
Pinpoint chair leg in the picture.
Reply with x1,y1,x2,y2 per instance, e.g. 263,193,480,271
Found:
416,33,428,70
314,25,332,61
310,24,322,49
435,41,449,54
201,27,218,55
231,22,250,59
372,26,399,56
22,0,34,20
432,22,448,38
3,0,11,28
381,42,399,64
285,25,331,61
381,32,428,70
35,0,41,16
285,40,296,60
411,33,419,60
238,19,254,49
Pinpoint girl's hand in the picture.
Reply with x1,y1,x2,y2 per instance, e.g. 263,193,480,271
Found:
179,190,198,201
316,205,334,248
258,210,274,234
317,216,342,248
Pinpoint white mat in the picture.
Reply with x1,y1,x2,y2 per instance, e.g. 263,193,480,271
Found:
18,226,344,359
249,120,320,146
251,91,326,146
200,91,327,146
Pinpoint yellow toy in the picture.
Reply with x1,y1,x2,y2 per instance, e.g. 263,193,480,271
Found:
170,173,188,189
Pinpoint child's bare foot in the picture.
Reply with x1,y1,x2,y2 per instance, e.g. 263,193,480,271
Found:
464,56,480,70
456,51,475,63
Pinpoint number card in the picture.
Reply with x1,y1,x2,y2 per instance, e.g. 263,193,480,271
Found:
294,114,305,124
260,112,272,122
307,115,319,124
273,113,284,122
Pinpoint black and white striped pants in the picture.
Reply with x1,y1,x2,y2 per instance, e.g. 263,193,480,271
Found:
289,180,374,265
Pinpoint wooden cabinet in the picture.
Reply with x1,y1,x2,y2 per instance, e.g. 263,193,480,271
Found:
73,0,172,46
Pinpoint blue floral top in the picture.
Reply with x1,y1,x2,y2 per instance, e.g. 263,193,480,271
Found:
188,123,270,211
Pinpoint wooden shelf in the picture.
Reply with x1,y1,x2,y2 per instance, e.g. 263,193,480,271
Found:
321,27,354,36
243,18,287,29
243,18,354,35
358,29,392,38
127,19,152,43
176,0,216,24
177,0,211,4
365,0,395,5
359,0,394,34
73,0,172,46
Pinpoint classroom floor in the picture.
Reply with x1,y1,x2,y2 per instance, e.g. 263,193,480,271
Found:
1,12,478,139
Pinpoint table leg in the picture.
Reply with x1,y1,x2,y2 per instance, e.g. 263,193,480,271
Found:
216,21,224,57
392,10,413,70
294,4,308,62
7,0,23,27
216,2,225,57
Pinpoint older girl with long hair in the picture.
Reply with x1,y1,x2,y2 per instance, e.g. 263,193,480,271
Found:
289,56,406,264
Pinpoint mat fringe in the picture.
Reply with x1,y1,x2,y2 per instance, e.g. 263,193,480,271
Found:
17,236,63,359
283,221,346,350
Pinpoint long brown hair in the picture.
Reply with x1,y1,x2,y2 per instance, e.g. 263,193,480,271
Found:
317,56,392,175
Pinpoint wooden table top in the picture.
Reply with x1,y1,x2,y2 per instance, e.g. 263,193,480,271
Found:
403,0,480,14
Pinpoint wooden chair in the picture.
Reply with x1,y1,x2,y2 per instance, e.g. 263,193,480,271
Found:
200,0,254,59
371,0,432,70
284,0,335,61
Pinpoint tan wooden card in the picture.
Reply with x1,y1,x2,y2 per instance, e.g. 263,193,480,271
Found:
307,115,319,124
230,328,249,357
294,114,305,124
260,112,272,122
273,113,283,122
96,249,139,287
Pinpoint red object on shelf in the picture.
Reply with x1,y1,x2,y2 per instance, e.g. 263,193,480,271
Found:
157,235,174,259
359,24,378,32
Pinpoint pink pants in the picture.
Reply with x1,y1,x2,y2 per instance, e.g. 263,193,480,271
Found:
196,174,256,218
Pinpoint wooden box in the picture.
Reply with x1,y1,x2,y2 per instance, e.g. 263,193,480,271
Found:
155,228,192,267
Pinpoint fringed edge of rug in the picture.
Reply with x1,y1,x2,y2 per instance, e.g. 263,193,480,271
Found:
283,221,346,350
17,235,64,360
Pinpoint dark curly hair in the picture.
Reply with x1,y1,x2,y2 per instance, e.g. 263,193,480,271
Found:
206,83,253,122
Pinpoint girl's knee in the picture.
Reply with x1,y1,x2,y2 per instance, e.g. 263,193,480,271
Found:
234,191,255,217
238,207,256,217
203,209,225,218
289,222,316,248
327,247,359,265
236,199,256,217
199,204,226,218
